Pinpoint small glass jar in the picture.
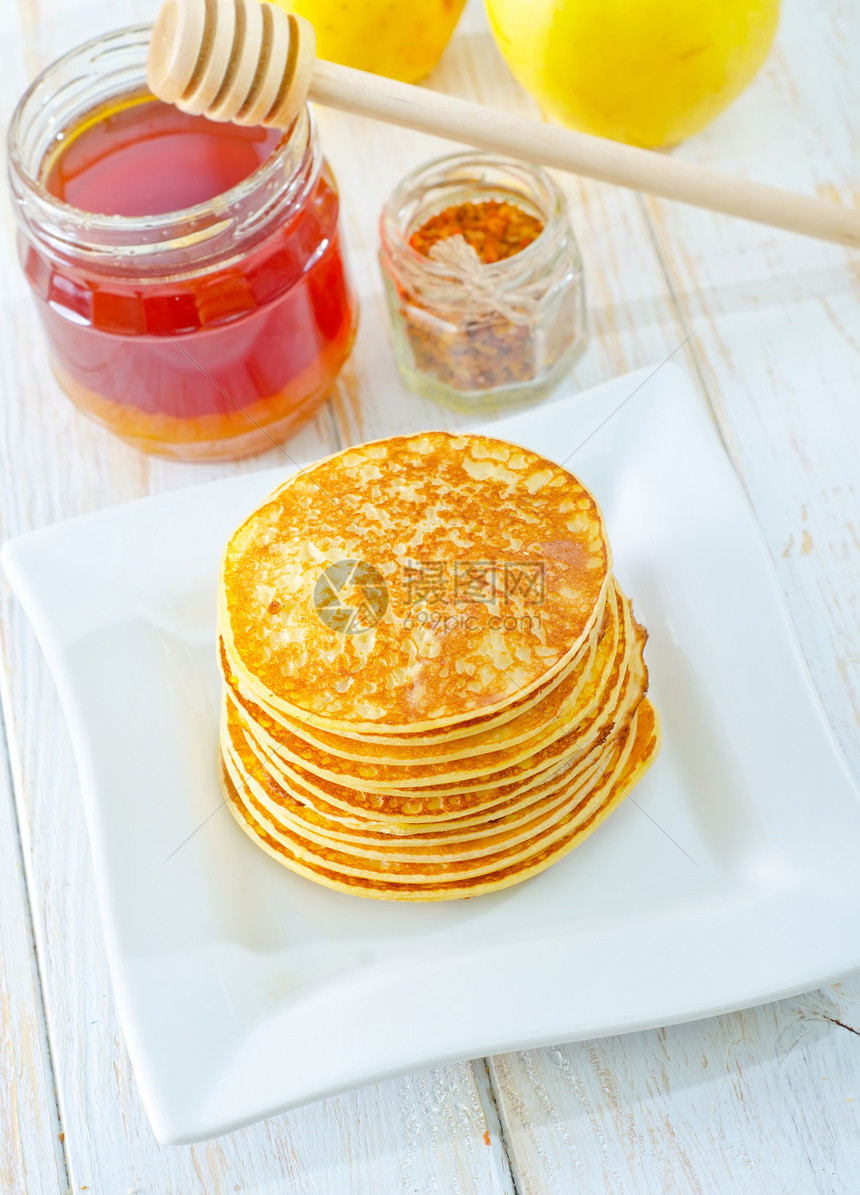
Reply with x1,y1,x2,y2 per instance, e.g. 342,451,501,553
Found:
379,153,586,413
7,27,358,462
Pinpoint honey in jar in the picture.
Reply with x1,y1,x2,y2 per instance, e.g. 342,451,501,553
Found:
8,27,358,461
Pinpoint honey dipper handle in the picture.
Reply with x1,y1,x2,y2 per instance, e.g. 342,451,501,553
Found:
147,0,859,249
309,60,860,250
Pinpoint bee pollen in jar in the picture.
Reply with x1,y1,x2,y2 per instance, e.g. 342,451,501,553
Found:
379,153,587,413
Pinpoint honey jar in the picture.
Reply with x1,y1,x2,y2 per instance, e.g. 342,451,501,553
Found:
8,27,358,461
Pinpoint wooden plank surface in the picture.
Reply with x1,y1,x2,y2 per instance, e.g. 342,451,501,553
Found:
0,711,66,1195
0,0,858,1191
642,0,860,782
0,3,515,1192
470,0,860,1188
490,977,860,1195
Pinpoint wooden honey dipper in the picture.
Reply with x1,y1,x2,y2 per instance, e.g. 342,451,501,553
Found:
148,0,860,249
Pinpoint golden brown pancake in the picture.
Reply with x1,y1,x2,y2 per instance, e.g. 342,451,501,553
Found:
218,582,607,749
234,603,642,802
221,701,660,900
222,706,612,858
216,586,610,763
219,432,612,734
230,585,629,789
215,431,660,900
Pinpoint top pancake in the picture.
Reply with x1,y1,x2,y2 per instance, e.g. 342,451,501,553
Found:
219,432,612,734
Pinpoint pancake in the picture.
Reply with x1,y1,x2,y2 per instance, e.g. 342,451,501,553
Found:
229,584,630,790
221,700,661,900
218,580,607,749
219,431,612,734
222,706,613,858
216,585,610,762
232,599,643,804
222,693,615,833
215,431,661,900
224,707,638,878
224,641,636,826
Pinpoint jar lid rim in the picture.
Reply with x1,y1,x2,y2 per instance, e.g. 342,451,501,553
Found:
7,24,314,242
380,150,570,279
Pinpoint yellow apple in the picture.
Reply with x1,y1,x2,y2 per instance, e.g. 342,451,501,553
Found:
273,0,467,83
485,0,780,147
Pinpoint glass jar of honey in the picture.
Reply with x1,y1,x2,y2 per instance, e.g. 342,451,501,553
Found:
8,27,358,461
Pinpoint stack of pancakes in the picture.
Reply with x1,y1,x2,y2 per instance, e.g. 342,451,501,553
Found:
217,431,659,900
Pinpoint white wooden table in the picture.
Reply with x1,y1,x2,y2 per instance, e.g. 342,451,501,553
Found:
2,1,859,1191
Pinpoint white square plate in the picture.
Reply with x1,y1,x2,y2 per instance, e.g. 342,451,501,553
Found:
5,364,860,1144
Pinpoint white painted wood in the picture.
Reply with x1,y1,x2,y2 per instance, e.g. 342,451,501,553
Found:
473,0,860,1189
0,718,66,1195
639,0,860,782
0,227,516,1195
0,4,514,1192
490,978,860,1195
1,0,859,1191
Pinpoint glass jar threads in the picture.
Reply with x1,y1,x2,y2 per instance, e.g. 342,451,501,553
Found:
379,153,586,413
8,27,358,462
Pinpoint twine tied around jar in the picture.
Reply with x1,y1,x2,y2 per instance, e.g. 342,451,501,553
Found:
404,234,545,325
